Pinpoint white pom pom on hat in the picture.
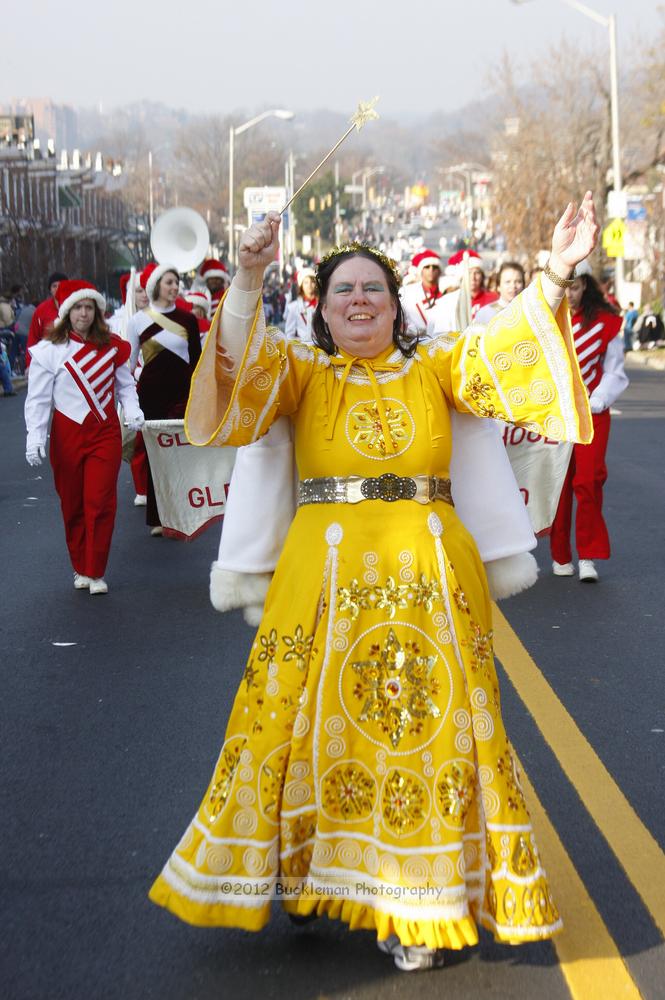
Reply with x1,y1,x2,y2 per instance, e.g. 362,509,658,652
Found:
574,259,593,278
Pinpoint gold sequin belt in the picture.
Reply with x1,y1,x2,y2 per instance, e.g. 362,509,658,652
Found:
297,474,453,507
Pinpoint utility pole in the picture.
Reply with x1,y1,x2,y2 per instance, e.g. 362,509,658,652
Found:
334,160,342,245
148,150,154,228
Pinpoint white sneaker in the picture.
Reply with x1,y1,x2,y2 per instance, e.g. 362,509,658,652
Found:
578,559,599,582
89,578,108,595
377,934,445,972
134,494,147,507
150,526,163,536
73,573,91,590
552,561,575,577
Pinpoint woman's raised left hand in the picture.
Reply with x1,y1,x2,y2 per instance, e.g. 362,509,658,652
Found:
549,191,600,273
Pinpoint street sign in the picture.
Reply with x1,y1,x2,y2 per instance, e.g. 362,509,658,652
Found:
602,218,625,258
243,186,286,211
607,190,627,219
343,184,363,194
627,197,647,222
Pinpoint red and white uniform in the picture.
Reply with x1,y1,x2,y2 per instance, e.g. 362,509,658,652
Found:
197,259,230,315
284,296,317,342
550,309,628,563
25,334,143,577
400,282,452,337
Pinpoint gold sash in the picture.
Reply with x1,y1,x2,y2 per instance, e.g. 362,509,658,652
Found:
142,310,189,365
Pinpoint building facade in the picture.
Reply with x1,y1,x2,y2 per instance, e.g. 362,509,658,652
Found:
0,141,139,298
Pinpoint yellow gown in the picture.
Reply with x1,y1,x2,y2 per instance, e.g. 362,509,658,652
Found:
149,278,591,949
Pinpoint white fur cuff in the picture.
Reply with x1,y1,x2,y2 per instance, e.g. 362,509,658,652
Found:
209,563,272,614
484,552,539,601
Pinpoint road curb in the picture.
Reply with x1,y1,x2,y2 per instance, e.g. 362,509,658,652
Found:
3,375,27,395
625,351,665,371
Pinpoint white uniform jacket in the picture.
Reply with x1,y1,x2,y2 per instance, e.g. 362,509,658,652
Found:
284,297,316,342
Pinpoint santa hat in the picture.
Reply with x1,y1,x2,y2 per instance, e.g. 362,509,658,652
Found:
56,279,106,321
184,289,212,318
199,258,230,285
141,262,179,302
412,249,441,275
574,259,593,278
447,249,485,273
119,272,130,304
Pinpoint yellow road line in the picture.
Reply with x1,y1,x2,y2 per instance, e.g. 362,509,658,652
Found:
493,604,665,940
517,757,643,1000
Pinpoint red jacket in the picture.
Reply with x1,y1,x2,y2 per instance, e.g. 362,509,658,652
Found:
26,297,59,367
571,309,622,395
471,289,499,319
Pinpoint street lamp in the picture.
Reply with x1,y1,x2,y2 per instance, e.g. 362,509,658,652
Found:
228,108,294,270
446,162,487,236
511,0,623,292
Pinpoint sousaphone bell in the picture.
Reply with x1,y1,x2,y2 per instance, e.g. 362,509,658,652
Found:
150,207,210,273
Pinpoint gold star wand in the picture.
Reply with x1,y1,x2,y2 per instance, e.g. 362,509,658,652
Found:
280,97,380,215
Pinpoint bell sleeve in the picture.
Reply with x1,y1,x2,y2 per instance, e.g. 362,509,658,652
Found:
429,275,593,444
185,286,315,448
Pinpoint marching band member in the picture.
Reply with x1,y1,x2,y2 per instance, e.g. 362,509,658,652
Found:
184,289,212,341
429,250,499,338
126,263,202,535
197,259,230,315
475,261,525,324
25,271,68,367
107,271,149,337
108,270,150,506
400,249,456,336
550,259,628,582
284,267,318,341
447,249,499,319
24,280,144,594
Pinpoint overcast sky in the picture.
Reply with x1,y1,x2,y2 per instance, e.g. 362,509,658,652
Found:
2,0,661,118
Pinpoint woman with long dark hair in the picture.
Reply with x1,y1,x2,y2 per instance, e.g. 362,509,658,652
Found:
550,259,628,582
151,198,597,971
24,280,144,594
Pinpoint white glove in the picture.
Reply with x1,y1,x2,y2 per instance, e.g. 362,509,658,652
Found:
26,444,46,466
590,396,606,414
124,412,145,432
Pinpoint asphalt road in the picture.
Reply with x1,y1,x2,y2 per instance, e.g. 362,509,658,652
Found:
1,363,663,1000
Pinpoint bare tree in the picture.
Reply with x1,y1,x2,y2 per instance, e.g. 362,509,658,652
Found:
489,41,611,265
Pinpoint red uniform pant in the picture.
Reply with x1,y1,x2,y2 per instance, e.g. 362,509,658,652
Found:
130,431,148,495
50,410,122,578
550,409,611,563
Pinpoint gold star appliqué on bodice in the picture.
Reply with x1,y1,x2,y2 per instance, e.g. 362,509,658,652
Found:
347,400,413,458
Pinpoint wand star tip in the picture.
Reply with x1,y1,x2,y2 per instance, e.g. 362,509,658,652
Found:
351,96,381,130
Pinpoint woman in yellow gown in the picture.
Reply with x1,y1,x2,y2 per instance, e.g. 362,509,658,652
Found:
150,197,597,971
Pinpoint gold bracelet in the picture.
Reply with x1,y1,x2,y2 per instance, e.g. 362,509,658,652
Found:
543,260,575,288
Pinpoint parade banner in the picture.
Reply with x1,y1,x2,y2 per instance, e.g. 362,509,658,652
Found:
142,420,236,541
501,424,572,536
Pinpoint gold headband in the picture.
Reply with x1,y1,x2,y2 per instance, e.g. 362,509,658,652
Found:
317,242,402,287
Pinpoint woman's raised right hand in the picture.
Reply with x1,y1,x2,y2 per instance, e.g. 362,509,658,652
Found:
237,211,281,274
